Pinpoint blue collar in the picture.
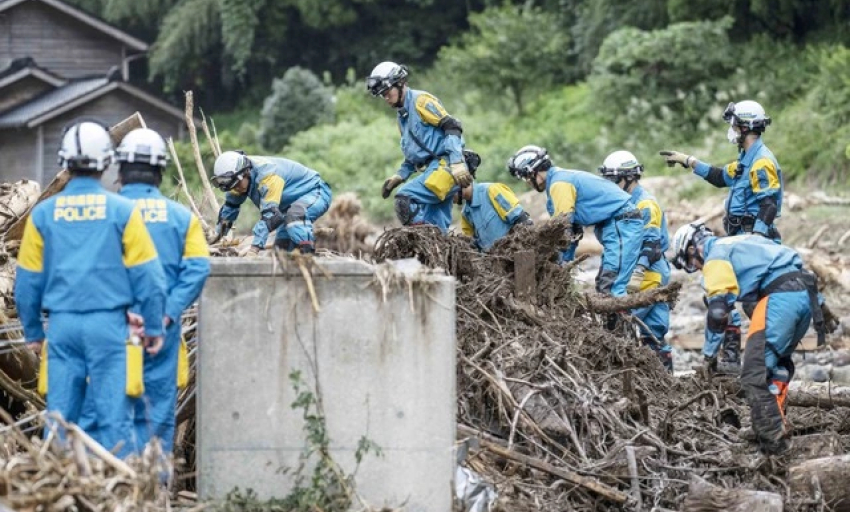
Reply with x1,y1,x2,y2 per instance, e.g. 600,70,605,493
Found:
739,138,764,165
468,184,486,209
397,89,413,118
120,183,161,198
64,176,104,192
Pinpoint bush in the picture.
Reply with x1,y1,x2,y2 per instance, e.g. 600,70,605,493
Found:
258,67,334,151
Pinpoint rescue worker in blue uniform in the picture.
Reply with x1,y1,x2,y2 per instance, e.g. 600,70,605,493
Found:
211,151,332,254
455,158,532,251
661,100,782,371
367,61,472,232
598,151,673,371
671,223,838,454
80,128,211,459
15,120,167,459
507,145,643,298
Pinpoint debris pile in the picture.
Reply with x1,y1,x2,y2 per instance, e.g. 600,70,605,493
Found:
374,222,850,511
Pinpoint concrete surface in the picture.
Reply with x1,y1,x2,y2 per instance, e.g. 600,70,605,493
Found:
197,257,456,512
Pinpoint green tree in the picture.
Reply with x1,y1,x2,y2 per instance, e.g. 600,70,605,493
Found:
437,4,569,115
589,18,736,131
259,67,335,151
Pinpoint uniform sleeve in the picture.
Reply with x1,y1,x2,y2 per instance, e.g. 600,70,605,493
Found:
549,181,577,219
487,184,524,224
635,198,663,269
123,207,167,337
460,214,474,237
749,158,781,236
14,216,47,341
165,215,211,323
701,257,739,358
693,160,737,188
414,93,463,165
252,173,286,248
397,160,416,180
219,191,247,223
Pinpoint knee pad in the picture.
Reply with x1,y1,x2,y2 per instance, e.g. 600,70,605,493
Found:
274,238,293,250
394,195,418,225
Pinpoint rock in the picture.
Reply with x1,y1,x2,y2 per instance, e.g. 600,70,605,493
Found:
807,365,830,383
830,366,850,385
833,350,850,367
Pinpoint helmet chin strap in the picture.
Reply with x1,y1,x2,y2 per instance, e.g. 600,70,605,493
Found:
391,85,405,108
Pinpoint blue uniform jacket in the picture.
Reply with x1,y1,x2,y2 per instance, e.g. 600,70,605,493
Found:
395,88,464,180
15,177,167,340
701,234,804,353
219,156,323,247
545,167,633,225
630,185,670,290
693,138,783,236
461,182,526,251
121,184,210,323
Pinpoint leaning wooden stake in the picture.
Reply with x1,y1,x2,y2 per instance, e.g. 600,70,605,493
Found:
184,91,220,213
199,108,221,159
166,137,209,231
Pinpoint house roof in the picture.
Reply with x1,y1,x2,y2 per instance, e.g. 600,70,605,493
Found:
0,58,67,89
0,77,185,128
0,0,148,51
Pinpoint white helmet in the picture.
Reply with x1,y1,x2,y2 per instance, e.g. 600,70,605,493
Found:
115,128,168,168
671,222,714,273
211,150,252,191
57,120,114,171
366,61,409,97
598,150,643,181
507,145,551,180
723,100,771,132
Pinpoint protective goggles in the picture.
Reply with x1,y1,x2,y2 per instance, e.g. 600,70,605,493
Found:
211,169,247,192
366,77,392,97
597,164,643,178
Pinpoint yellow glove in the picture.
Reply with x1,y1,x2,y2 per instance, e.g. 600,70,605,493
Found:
659,150,694,169
382,175,405,199
450,162,472,187
626,266,645,294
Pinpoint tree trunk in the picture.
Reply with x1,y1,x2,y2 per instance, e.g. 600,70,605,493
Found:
789,454,850,512
683,475,782,512
787,381,850,409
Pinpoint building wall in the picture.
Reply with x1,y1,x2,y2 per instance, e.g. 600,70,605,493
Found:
0,129,38,183
39,89,182,187
0,76,55,112
0,1,126,79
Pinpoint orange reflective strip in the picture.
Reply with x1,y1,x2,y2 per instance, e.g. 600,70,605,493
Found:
748,296,769,333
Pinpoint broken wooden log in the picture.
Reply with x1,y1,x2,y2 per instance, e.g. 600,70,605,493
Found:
789,454,850,512
585,282,682,313
184,91,219,214
683,475,782,511
513,249,536,304
787,381,850,410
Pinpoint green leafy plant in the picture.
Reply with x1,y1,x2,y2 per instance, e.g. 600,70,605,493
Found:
259,67,335,151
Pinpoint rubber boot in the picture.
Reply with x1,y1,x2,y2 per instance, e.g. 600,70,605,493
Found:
717,326,741,375
658,350,673,373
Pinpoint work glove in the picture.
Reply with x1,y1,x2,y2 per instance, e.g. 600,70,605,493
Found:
822,302,840,334
450,162,473,188
659,150,694,169
382,175,404,199
208,220,233,244
626,265,646,294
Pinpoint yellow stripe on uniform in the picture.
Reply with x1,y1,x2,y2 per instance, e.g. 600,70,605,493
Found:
549,182,577,216
123,207,159,267
640,269,662,291
414,93,448,126
749,157,780,193
724,162,738,178
703,259,740,298
460,215,474,237
18,216,45,272
636,198,662,229
259,174,285,204
183,215,211,259
487,183,520,221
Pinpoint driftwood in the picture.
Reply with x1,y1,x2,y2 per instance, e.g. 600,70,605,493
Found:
787,381,850,409
184,91,219,214
585,282,682,313
475,436,631,504
789,454,850,512
166,137,208,231
2,113,146,243
0,180,40,234
684,475,783,511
